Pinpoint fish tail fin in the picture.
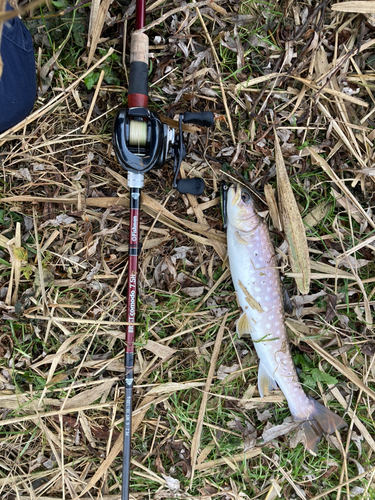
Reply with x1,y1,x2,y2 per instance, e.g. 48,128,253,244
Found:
301,398,347,455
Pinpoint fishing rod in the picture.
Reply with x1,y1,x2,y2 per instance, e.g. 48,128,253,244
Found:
112,2,214,499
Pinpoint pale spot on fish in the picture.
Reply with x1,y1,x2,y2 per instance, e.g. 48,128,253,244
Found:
255,287,261,292
266,323,271,328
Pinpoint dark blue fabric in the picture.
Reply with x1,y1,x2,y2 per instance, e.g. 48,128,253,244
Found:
0,3,36,132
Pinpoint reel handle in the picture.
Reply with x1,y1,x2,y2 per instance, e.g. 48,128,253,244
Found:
176,178,205,196
172,113,214,196
183,111,214,128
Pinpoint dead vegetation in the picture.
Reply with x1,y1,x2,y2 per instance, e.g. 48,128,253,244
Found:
1,0,375,498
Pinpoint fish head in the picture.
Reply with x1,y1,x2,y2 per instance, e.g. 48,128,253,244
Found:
226,184,259,232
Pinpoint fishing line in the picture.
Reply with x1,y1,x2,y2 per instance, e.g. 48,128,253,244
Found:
219,170,267,206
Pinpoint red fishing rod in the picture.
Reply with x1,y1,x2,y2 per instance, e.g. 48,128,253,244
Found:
112,2,214,498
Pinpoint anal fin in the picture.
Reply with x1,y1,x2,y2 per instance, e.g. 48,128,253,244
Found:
236,312,252,337
258,362,278,397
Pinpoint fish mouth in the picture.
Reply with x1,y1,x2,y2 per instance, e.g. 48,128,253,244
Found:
231,184,241,206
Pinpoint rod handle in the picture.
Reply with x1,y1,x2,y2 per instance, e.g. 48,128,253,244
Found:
183,111,214,128
177,178,205,196
129,32,149,108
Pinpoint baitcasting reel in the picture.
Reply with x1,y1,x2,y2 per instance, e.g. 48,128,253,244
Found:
112,107,214,196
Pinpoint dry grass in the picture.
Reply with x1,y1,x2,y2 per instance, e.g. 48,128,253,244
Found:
1,0,375,499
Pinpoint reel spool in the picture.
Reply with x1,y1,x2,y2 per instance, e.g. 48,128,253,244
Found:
129,120,147,147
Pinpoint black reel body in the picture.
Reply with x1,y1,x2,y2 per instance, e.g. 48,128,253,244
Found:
113,108,169,174
113,108,214,195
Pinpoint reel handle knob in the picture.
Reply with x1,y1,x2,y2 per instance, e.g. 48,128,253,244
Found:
183,112,214,128
176,178,205,196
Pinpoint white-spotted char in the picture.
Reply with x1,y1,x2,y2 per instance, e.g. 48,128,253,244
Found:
226,184,346,454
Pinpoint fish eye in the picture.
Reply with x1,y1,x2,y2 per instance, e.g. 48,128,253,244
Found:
241,190,251,203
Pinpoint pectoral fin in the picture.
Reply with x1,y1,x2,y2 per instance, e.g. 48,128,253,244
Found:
258,362,278,397
283,285,293,314
236,312,252,337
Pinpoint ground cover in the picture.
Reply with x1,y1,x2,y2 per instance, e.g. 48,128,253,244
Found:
0,0,375,498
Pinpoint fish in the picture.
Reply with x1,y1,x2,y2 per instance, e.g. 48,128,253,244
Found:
226,183,346,454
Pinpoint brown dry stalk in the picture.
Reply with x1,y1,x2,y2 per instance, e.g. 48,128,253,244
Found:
14,498,124,500
332,1,375,12
263,454,307,500
24,315,136,326
33,208,49,315
309,148,375,230
194,268,231,312
194,447,262,471
264,184,283,231
192,0,235,143
308,466,375,500
138,0,211,33
76,394,169,498
82,69,106,133
317,102,367,169
0,402,114,427
87,0,112,66
274,129,311,294
190,313,228,487
2,193,226,248
0,0,45,22
87,0,100,47
302,338,375,402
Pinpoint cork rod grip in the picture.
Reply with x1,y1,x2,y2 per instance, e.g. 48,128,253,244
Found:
130,32,149,64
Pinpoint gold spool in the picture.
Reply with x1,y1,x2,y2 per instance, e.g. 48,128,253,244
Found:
129,120,147,147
